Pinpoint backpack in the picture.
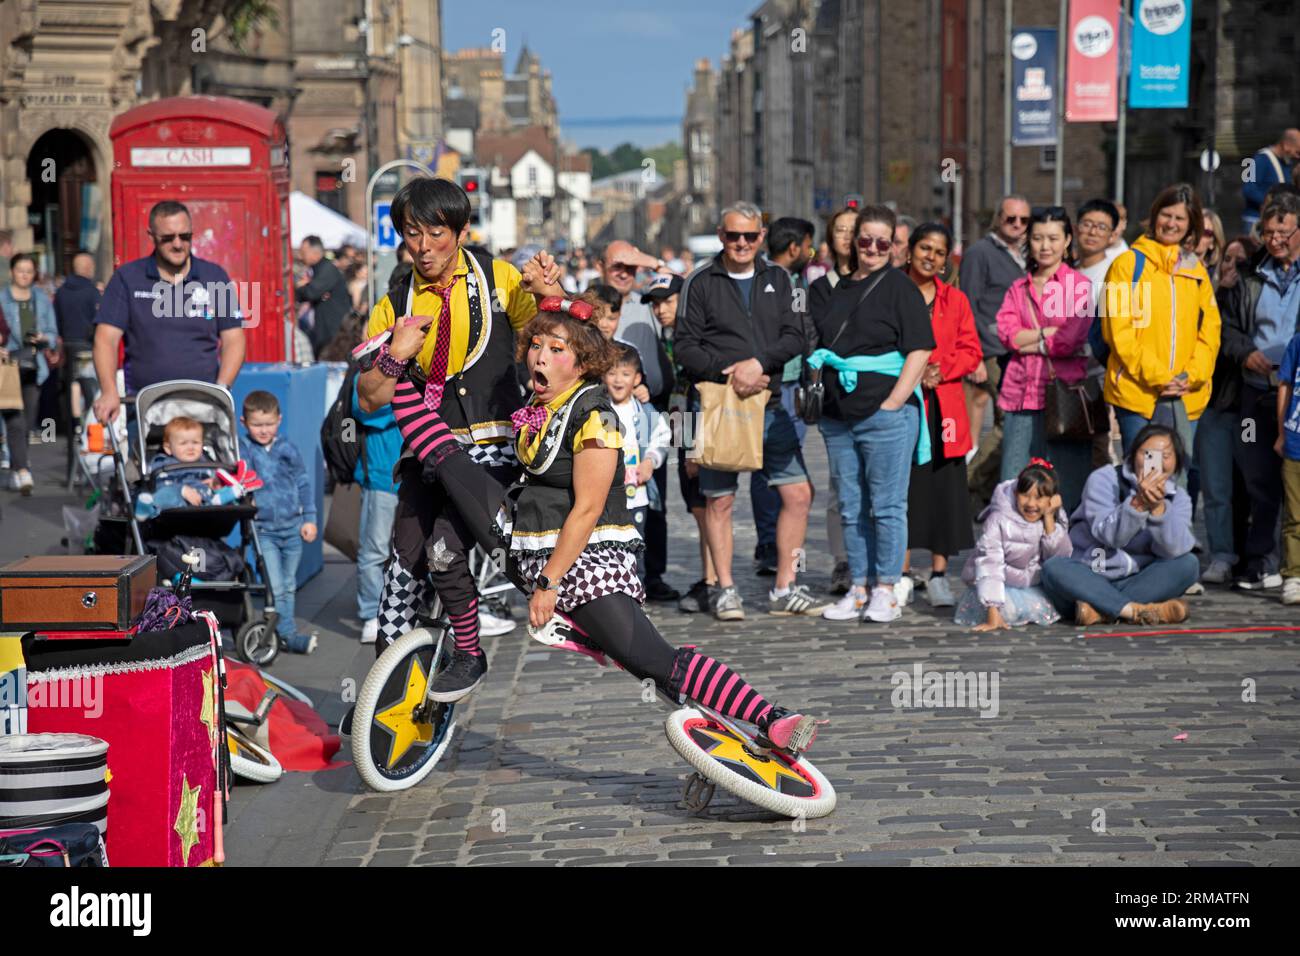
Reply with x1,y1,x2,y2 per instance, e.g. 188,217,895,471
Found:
1089,249,1144,372
321,362,368,486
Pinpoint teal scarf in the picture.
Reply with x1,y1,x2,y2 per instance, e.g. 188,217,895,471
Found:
806,348,931,465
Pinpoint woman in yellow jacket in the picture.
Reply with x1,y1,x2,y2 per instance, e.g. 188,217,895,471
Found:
1102,183,1221,456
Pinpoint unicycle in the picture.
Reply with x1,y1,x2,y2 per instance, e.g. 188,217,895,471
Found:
529,616,837,819
352,608,458,793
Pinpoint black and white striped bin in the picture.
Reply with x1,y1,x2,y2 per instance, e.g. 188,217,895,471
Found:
0,733,110,838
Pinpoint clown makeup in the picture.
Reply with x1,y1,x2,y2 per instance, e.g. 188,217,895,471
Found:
527,328,584,402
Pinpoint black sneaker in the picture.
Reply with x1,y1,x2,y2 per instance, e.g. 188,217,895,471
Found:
1234,571,1283,591
677,579,714,614
753,544,778,577
645,577,681,602
829,560,851,596
426,650,489,703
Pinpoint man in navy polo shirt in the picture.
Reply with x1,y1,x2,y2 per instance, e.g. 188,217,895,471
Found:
92,200,246,430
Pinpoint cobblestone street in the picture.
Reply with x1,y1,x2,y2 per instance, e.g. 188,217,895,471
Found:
8,436,1299,866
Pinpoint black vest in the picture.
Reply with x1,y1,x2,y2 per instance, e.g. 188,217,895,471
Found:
391,247,522,445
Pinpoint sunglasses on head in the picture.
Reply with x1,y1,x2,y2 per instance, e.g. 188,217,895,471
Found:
856,236,892,254
153,232,192,244
723,230,760,243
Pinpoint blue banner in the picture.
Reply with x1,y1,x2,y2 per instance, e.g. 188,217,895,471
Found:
1011,28,1058,146
1129,0,1192,108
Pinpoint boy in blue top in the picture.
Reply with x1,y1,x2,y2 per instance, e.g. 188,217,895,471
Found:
1275,332,1300,606
351,375,402,644
242,390,319,653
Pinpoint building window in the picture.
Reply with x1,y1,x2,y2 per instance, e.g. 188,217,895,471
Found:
1040,146,1056,171
528,165,538,188
316,171,344,213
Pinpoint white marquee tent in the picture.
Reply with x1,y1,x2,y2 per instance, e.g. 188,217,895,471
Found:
288,190,368,249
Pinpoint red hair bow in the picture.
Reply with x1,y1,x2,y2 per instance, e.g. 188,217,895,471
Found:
1028,457,1054,470
539,296,594,321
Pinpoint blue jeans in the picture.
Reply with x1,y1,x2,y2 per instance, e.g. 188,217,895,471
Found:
260,525,304,644
357,487,398,620
1041,553,1200,620
1194,406,1238,564
1115,406,1198,461
821,404,918,587
999,410,1093,513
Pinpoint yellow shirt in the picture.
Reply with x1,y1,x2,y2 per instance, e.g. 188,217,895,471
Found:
516,380,622,466
365,249,537,376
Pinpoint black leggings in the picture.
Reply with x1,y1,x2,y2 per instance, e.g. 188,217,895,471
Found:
431,450,682,692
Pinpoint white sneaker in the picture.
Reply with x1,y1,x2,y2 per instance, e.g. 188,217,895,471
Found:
1283,578,1300,606
823,588,867,621
1201,559,1232,585
1184,581,1205,596
894,575,914,606
16,469,32,496
479,609,516,637
925,575,956,607
360,618,378,644
864,586,901,623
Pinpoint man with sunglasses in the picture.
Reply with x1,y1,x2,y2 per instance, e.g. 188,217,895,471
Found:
1220,188,1300,591
675,201,827,621
956,195,1029,490
92,200,246,431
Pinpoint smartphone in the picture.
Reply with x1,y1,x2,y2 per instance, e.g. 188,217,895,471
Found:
1142,449,1161,478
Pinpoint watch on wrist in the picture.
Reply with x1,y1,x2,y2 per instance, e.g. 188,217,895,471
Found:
536,574,558,592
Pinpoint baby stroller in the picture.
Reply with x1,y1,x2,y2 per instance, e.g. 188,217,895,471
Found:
92,380,282,666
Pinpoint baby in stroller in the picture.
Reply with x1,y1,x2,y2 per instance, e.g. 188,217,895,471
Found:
134,416,256,519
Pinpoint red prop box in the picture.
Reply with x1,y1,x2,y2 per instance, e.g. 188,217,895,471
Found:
23,621,220,867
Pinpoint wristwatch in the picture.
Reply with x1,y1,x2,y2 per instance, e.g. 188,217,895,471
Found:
536,574,558,592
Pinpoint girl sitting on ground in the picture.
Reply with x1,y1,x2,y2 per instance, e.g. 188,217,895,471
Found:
956,458,1072,631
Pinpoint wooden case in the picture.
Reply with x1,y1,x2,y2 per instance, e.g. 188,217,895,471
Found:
0,556,157,632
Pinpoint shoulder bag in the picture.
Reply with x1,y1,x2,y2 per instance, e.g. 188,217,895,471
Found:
796,268,889,424
1026,287,1107,441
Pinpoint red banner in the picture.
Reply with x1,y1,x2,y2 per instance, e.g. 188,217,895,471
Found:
1066,0,1120,122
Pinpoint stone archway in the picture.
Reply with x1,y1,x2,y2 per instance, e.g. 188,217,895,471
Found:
24,127,106,278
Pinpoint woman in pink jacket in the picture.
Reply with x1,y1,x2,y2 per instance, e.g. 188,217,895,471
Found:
996,206,1094,510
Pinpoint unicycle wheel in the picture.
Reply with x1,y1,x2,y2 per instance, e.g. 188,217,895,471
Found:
664,708,836,819
353,627,457,792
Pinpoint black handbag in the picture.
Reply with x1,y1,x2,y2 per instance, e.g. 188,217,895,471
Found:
796,269,888,424
1025,294,1107,441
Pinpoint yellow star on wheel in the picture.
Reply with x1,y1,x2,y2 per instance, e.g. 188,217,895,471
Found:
374,656,434,768
695,728,807,791
199,667,217,745
174,773,202,866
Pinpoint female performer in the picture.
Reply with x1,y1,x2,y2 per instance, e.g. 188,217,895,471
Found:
367,295,821,754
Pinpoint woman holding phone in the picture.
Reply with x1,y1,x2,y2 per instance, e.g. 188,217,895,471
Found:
1040,424,1199,625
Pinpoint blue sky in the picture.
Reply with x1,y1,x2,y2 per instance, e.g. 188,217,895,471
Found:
443,1,758,151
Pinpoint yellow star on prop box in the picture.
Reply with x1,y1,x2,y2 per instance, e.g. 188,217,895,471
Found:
374,656,434,769
695,728,807,791
174,773,202,866
199,667,217,745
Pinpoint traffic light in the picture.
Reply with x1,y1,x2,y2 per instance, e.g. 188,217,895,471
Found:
462,175,479,193
844,193,863,210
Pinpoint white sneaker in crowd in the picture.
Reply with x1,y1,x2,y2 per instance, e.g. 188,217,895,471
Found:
1184,581,1205,595
16,469,32,496
894,575,914,607
925,575,956,607
864,586,901,623
479,608,517,636
823,587,867,621
1201,559,1233,585
1282,578,1300,606
360,618,378,644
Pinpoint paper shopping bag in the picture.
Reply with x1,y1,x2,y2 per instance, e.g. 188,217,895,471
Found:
693,380,768,473
0,355,23,411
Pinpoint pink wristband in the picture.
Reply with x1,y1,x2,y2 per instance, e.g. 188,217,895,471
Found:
377,343,409,378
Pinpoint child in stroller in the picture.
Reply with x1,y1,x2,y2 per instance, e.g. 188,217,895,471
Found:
134,416,257,518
